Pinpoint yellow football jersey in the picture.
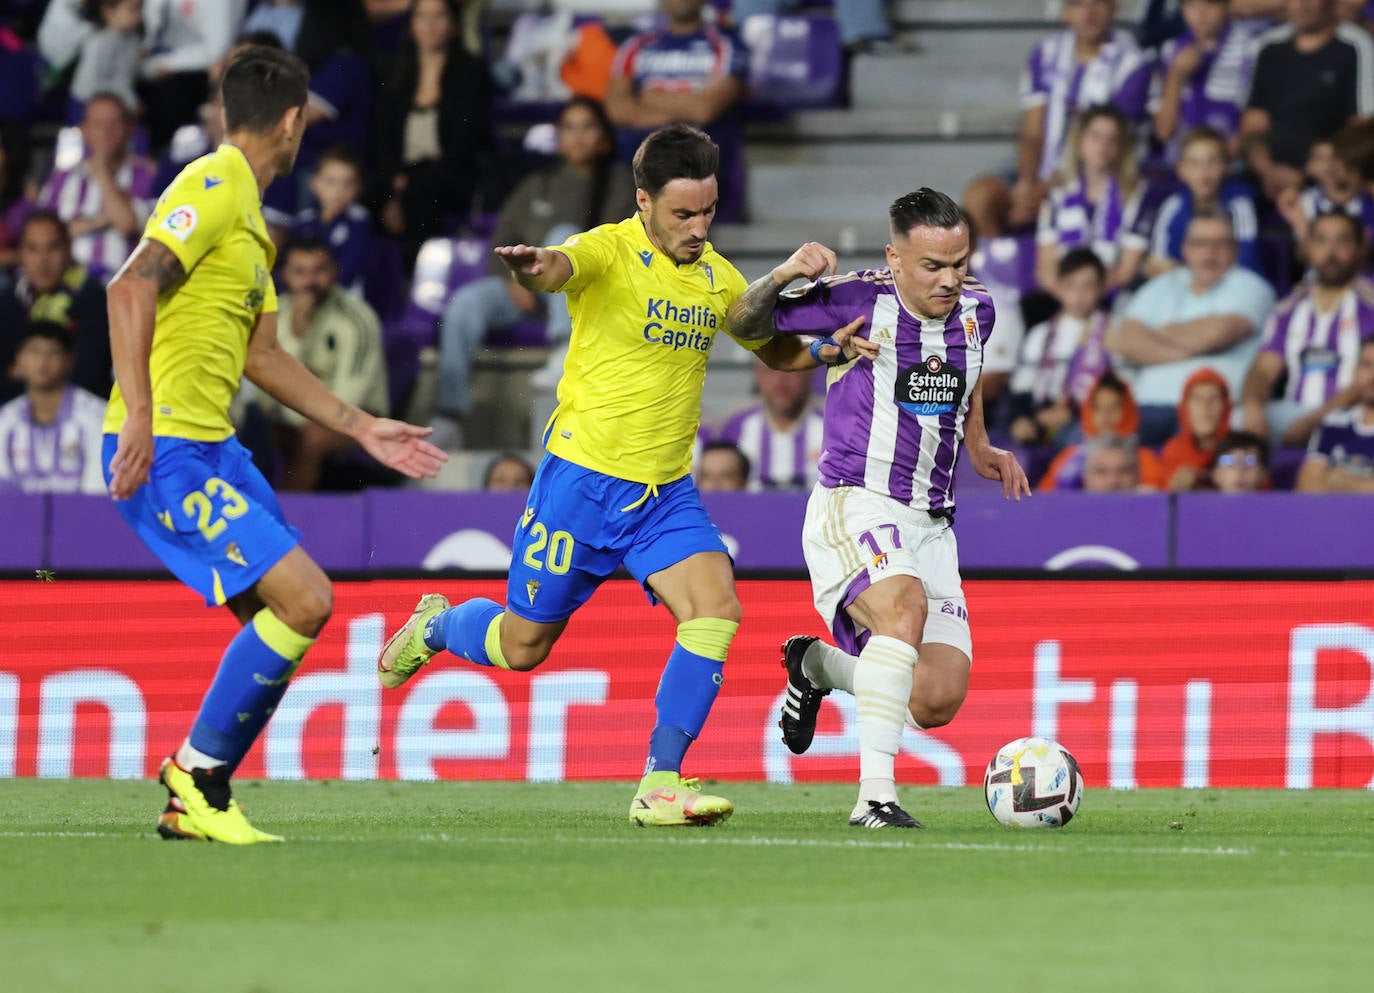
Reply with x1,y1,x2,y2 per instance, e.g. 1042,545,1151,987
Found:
547,214,761,485
103,144,278,440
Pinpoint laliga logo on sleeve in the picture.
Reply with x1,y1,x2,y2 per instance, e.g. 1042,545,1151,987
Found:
896,355,965,416
159,205,198,242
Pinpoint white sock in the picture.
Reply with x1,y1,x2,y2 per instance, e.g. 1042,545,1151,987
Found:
802,640,858,693
851,635,917,815
176,740,226,770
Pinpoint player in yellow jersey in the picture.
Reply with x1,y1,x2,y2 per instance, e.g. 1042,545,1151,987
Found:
102,47,445,844
377,124,873,825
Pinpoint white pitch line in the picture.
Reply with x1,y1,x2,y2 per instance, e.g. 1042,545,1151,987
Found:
3,829,1369,858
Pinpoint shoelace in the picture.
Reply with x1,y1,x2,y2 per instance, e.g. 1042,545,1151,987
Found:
676,777,703,793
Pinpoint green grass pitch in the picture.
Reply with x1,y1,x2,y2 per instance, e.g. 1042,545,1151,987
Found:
1,780,1371,993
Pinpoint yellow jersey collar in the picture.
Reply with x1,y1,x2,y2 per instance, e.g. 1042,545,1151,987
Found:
215,143,262,202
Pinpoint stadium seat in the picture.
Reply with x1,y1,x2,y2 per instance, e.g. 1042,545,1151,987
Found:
383,235,547,413
1268,446,1307,491
740,14,844,114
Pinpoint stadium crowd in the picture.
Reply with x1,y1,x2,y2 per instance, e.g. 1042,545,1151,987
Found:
1,0,1374,497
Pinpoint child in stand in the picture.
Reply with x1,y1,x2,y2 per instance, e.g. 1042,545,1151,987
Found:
1159,367,1232,491
1008,248,1112,448
291,144,372,295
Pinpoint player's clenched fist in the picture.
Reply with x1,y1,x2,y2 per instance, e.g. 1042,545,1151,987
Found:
771,241,838,287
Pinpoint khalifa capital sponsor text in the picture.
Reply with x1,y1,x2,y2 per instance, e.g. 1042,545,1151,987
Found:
643,297,716,351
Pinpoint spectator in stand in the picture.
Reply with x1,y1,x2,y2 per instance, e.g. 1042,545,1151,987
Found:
1108,209,1274,443
295,0,375,183
430,97,635,449
1208,429,1271,491
155,31,298,242
963,0,1150,235
259,237,389,491
37,0,95,73
0,118,34,270
69,0,144,121
1081,434,1147,492
605,0,749,223
374,0,494,258
291,145,372,294
38,93,155,284
1147,126,1261,276
730,0,893,52
1039,370,1166,489
1151,0,1258,163
482,452,535,491
1035,104,1151,297
1277,135,1374,251
1241,211,1374,445
241,0,306,51
137,0,246,150
0,321,107,495
1240,0,1374,205
695,438,751,492
1296,337,1374,490
716,361,824,490
1008,248,1111,447
1159,367,1232,490
0,212,111,404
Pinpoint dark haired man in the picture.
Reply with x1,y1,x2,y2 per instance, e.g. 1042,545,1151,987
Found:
1241,210,1374,445
378,123,871,827
696,438,751,491
0,211,111,404
102,46,446,844
728,187,1031,829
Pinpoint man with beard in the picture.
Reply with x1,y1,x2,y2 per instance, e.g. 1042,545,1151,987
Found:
1241,210,1374,445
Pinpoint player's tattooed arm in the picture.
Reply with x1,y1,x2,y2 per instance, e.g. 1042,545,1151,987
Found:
725,273,785,341
728,240,839,340
124,239,187,294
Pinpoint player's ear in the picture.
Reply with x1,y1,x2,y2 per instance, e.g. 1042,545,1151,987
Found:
281,103,305,138
635,188,651,214
885,243,899,271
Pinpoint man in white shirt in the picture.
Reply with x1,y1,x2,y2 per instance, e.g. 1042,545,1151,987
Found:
1107,208,1276,443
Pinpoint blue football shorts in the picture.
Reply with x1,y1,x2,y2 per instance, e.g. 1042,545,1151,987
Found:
102,434,301,607
505,454,730,623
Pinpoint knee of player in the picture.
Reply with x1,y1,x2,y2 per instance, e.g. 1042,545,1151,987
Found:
908,688,966,730
502,641,550,672
290,584,333,637
713,594,744,626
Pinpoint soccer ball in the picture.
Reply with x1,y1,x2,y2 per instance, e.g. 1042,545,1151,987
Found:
983,736,1083,828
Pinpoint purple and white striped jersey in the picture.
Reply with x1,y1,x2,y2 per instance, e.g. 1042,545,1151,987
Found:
1261,276,1374,406
39,156,155,283
1021,28,1152,181
716,404,825,490
1297,186,1374,242
0,386,107,495
773,268,995,513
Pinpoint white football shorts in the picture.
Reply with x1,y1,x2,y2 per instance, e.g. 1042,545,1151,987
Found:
801,482,972,660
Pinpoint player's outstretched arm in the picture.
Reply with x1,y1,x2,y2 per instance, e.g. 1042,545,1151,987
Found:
964,377,1031,501
106,239,187,499
244,312,448,480
493,244,573,294
756,316,877,371
726,241,837,341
